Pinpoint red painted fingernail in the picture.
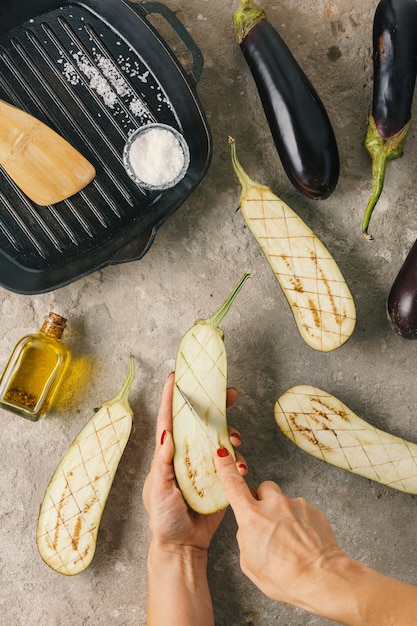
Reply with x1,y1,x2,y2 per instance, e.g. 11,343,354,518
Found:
160,430,167,445
230,431,241,441
217,447,229,457
238,463,247,471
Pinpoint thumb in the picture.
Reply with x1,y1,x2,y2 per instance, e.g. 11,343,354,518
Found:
142,429,176,512
215,447,255,520
158,428,175,469
149,428,176,488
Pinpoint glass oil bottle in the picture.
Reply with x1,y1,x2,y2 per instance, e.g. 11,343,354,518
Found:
0,312,70,421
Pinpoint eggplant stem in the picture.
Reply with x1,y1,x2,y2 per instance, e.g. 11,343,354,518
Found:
361,152,388,241
362,115,410,241
229,136,269,198
199,272,251,331
103,355,135,406
232,0,267,44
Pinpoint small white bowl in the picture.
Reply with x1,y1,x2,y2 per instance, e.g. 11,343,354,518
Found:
123,123,190,191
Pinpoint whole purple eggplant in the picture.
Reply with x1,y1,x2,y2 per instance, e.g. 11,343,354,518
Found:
362,0,417,240
233,0,339,200
387,239,417,338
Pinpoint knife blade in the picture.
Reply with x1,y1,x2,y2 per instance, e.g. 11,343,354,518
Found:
176,384,219,450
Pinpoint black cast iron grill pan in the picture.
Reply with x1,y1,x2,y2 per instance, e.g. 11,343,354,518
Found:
0,0,212,293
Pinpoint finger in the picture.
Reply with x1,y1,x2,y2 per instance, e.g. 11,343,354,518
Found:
226,387,238,408
146,430,176,500
228,426,242,447
234,450,248,476
158,428,175,466
215,447,255,519
155,372,175,449
256,480,283,499
143,429,176,510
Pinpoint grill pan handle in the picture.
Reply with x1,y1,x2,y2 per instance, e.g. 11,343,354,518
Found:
138,2,204,85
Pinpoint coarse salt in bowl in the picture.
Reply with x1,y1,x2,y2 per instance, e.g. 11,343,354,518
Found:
123,123,190,190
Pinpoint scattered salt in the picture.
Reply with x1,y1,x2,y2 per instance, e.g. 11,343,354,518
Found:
97,56,131,97
69,50,118,108
129,98,148,117
58,45,169,123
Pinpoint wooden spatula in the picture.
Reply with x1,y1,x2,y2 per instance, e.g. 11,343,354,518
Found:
0,99,96,206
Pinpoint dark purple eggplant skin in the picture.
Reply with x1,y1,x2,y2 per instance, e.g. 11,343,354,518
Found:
387,239,417,338
372,0,417,139
240,20,339,200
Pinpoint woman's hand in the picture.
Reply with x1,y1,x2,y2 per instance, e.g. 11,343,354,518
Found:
215,448,417,626
143,373,247,626
142,372,247,552
214,447,343,611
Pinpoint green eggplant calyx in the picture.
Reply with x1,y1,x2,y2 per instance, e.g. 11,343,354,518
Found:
196,273,251,336
102,355,135,408
362,115,410,241
229,136,269,201
232,0,267,44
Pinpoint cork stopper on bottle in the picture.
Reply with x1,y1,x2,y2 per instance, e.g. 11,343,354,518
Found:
40,312,67,339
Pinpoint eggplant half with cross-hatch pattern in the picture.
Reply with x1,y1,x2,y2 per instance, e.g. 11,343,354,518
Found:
36,357,135,575
275,385,417,494
173,274,250,514
230,138,356,352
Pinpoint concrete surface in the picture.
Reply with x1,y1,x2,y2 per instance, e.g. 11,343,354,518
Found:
2,0,417,624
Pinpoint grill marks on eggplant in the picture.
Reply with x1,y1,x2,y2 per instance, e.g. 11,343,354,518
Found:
36,358,135,576
275,385,417,494
233,0,339,200
362,0,417,240
172,274,250,514
230,139,356,352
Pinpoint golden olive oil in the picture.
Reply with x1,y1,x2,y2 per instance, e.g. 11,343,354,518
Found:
0,312,70,420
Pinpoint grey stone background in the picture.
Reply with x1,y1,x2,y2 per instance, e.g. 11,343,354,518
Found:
1,0,417,624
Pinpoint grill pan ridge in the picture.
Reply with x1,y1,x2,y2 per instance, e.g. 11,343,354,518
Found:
0,0,212,293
